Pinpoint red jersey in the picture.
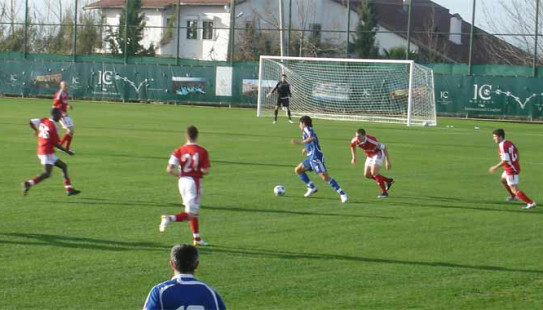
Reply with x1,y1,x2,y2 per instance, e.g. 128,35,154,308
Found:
350,134,383,157
53,90,69,113
31,118,60,155
169,143,210,179
498,140,521,175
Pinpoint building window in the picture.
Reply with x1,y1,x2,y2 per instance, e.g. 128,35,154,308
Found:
310,23,321,42
187,20,198,39
202,21,214,40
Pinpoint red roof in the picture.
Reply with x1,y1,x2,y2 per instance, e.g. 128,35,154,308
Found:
86,0,230,10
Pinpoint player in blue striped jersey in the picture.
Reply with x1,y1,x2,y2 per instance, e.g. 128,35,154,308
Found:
291,116,348,203
143,244,226,310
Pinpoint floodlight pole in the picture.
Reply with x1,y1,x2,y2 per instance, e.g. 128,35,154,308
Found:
406,0,413,60
176,0,181,65
23,0,28,59
533,0,540,77
279,0,284,58
229,0,236,63
124,0,129,64
346,0,351,57
468,0,476,76
287,0,292,56
73,0,78,62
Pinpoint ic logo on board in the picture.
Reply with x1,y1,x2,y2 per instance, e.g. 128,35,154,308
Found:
472,84,493,101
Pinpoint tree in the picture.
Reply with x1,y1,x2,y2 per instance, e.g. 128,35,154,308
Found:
353,0,379,59
480,0,538,65
76,11,102,55
105,0,154,56
383,47,418,61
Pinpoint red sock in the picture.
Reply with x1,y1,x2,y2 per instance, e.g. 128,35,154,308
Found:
380,175,392,183
501,181,515,197
60,133,69,147
175,212,189,222
64,178,73,192
65,134,73,150
30,177,41,186
190,218,200,239
515,191,533,204
373,175,387,193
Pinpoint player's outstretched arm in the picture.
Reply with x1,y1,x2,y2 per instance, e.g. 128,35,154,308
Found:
350,146,357,165
55,144,74,155
29,119,39,135
383,145,391,170
489,160,506,174
166,164,180,177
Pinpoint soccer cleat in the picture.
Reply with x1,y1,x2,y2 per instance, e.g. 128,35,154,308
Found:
506,196,518,202
159,215,171,232
523,202,537,210
193,239,209,246
377,193,389,199
21,182,30,196
272,120,277,124
67,189,81,196
304,186,318,197
386,179,395,191
340,194,348,203
289,120,294,124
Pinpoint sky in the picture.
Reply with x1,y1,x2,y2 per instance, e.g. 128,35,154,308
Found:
431,0,507,32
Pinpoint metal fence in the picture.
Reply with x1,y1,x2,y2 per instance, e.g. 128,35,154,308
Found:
0,0,542,74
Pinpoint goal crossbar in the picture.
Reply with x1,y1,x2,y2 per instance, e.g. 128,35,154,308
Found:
257,55,436,127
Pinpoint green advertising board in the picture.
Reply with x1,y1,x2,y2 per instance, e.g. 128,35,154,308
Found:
1,54,542,120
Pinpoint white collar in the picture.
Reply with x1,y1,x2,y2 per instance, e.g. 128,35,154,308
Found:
172,273,194,280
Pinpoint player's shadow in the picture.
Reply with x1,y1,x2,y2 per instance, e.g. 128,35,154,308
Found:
82,152,165,161
0,233,169,252
205,245,543,275
51,198,393,220
397,195,540,214
203,205,395,220
213,160,292,168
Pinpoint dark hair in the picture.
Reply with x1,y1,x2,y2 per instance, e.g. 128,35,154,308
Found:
51,108,62,116
281,74,286,77
171,244,199,273
356,128,366,136
492,128,505,138
186,126,199,141
299,116,312,127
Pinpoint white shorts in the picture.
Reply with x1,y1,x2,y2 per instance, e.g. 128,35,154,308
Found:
501,171,519,186
60,115,74,129
365,151,385,168
38,154,58,165
178,177,202,214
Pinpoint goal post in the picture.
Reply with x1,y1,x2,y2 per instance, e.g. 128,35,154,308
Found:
257,56,437,126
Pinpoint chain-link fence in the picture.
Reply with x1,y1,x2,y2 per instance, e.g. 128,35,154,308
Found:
0,0,541,73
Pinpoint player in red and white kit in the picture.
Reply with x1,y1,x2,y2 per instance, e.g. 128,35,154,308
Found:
159,126,211,246
53,81,75,152
21,108,81,196
489,129,536,209
350,128,394,198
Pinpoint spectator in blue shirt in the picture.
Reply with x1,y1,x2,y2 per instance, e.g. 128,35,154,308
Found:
143,244,226,310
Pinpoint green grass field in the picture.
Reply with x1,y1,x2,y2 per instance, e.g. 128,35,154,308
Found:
1,98,542,309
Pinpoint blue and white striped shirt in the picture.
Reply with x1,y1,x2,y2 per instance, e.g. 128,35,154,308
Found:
303,126,324,160
143,274,225,310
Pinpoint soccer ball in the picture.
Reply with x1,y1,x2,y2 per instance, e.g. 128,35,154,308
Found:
274,185,286,196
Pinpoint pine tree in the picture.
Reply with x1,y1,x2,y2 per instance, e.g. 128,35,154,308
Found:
105,0,154,56
353,0,379,59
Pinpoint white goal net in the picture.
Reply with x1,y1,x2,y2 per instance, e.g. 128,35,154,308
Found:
257,56,436,126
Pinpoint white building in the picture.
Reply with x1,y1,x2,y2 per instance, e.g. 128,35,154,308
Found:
88,0,496,62
87,0,231,60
